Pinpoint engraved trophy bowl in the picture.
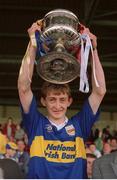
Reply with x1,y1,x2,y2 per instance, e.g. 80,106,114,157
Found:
36,9,81,84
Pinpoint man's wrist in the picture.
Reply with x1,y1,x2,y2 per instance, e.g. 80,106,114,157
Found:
93,47,97,51
30,33,37,47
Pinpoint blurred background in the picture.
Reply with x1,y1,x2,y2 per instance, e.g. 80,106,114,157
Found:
0,0,117,130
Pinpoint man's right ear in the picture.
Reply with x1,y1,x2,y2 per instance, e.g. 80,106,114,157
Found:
40,97,46,107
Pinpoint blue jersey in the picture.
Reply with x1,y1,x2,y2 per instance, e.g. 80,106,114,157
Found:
21,96,100,179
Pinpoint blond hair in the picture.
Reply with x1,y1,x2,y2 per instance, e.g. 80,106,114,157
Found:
41,81,71,99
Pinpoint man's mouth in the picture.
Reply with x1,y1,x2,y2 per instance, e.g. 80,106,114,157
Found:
53,110,63,114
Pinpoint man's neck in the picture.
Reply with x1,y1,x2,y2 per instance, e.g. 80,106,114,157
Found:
48,117,68,131
47,117,65,125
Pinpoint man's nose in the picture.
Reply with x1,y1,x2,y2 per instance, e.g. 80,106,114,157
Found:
55,100,61,108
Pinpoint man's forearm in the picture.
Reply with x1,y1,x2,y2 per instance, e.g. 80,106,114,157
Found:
18,42,37,92
92,49,106,96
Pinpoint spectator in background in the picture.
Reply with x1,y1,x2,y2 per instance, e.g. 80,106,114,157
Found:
0,167,3,179
93,128,100,140
92,151,117,179
102,125,112,142
85,147,92,154
112,129,117,139
0,142,18,163
16,140,29,176
3,117,16,139
94,130,103,152
86,153,96,179
8,135,16,143
110,137,117,152
102,142,111,155
89,143,102,158
0,130,8,155
15,124,25,141
0,159,25,179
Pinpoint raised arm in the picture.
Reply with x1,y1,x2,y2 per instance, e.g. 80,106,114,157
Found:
18,22,41,113
83,28,106,114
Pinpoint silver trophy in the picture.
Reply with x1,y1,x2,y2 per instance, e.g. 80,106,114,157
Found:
36,9,81,84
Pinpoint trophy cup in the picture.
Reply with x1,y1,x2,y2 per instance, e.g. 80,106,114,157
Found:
36,9,81,84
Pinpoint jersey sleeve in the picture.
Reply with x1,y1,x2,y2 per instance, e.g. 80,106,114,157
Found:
72,99,100,141
20,95,43,144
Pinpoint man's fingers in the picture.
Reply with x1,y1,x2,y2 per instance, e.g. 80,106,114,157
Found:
28,22,41,34
37,19,43,27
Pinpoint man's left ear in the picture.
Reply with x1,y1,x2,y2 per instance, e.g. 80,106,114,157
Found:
67,97,73,107
41,97,46,107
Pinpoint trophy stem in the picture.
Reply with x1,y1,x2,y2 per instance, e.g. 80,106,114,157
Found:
55,44,65,52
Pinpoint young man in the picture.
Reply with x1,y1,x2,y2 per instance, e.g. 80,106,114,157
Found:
18,21,106,178
86,153,96,179
0,142,18,162
16,140,29,176
92,151,117,179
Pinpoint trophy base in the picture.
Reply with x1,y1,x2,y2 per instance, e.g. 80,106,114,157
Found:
36,51,80,84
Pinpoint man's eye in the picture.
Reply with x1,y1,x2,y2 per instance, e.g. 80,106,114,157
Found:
49,98,55,102
61,98,66,102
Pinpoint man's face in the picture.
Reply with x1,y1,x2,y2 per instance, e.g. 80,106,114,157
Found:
110,139,117,148
6,148,16,157
87,157,95,178
89,144,96,152
41,90,72,122
17,141,25,152
103,143,111,154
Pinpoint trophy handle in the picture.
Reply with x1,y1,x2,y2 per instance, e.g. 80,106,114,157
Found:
78,23,85,33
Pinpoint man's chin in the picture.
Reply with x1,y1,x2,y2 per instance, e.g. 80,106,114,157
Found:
52,114,64,121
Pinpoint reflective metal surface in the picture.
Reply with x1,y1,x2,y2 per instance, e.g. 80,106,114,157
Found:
36,9,81,84
37,51,80,84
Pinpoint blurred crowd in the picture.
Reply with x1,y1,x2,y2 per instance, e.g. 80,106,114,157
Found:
0,117,29,178
0,116,117,179
86,125,117,178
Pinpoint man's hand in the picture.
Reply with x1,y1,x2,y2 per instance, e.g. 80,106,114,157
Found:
81,26,97,50
27,20,42,47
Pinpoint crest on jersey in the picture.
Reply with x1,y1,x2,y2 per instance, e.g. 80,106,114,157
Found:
65,124,75,136
45,124,53,133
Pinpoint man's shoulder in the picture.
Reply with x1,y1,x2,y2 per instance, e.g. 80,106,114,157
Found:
95,151,117,164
